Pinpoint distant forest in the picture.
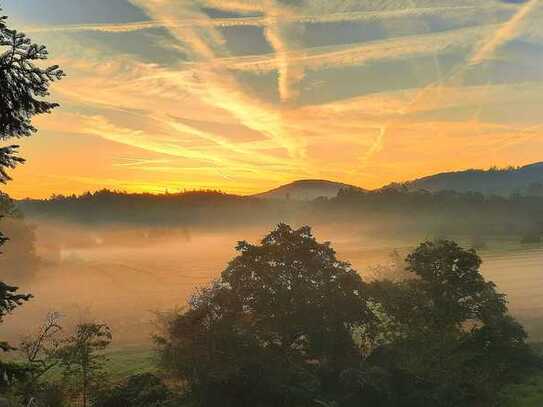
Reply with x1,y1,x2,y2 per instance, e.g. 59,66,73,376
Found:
402,162,543,196
16,187,543,240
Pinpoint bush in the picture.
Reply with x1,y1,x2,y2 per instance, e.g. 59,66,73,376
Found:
95,373,173,407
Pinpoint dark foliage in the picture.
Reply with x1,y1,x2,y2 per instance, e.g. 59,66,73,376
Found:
95,373,174,407
1,8,64,181
0,281,32,351
56,323,112,407
0,6,61,392
157,224,373,406
363,240,541,406
323,186,543,237
18,187,543,241
401,162,543,197
157,226,541,406
19,189,299,227
0,266,32,388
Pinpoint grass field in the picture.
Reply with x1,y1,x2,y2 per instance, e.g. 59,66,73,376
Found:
502,375,543,406
103,345,158,380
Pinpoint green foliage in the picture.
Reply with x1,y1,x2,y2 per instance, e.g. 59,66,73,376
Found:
157,224,373,406
405,240,507,328
19,187,543,243
95,373,174,407
364,240,541,406
500,373,543,406
157,229,540,406
56,323,112,407
100,346,157,381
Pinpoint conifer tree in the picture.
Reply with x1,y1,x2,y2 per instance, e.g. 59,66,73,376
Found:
0,6,63,387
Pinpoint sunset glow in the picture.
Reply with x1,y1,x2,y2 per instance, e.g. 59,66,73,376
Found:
3,0,543,198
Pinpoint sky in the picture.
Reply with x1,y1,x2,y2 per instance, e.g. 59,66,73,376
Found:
2,0,543,198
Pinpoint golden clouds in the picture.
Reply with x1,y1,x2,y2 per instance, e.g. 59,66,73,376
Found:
4,0,543,198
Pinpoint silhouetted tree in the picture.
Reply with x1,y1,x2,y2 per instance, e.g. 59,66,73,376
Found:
56,323,112,407
157,224,374,406
16,312,64,404
0,6,62,391
95,373,174,407
1,8,64,182
0,255,32,389
365,241,540,406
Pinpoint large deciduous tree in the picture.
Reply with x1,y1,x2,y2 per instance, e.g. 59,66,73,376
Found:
158,229,539,406
157,224,374,406
365,240,540,406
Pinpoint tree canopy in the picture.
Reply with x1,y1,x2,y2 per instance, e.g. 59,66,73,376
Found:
366,240,540,406
158,224,373,406
158,226,541,407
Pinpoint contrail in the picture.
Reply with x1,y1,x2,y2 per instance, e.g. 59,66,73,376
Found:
24,6,498,34
470,0,540,65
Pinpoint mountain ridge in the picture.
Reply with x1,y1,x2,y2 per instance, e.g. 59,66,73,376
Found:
253,179,362,201
402,161,543,196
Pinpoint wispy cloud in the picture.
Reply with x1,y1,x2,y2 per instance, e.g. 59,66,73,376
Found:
127,0,306,158
470,0,541,65
24,4,506,33
5,0,543,198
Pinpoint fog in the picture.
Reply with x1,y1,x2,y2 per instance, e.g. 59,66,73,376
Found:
2,219,542,346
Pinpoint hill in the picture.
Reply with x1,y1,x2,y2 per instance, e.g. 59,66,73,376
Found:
404,162,543,196
254,179,361,200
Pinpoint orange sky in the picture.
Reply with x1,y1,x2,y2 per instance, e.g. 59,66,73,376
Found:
2,0,543,198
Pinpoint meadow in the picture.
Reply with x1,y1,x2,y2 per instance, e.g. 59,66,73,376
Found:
3,220,542,344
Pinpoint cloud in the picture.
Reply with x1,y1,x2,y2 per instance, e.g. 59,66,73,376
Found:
260,1,306,102
126,0,306,158
219,24,497,73
23,4,507,33
7,0,543,198
469,0,541,65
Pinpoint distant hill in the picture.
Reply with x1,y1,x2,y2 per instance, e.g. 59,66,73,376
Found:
404,162,543,196
254,179,362,201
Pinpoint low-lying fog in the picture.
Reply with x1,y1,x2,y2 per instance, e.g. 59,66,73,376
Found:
2,220,542,345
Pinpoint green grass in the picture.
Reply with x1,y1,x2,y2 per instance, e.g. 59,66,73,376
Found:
103,345,158,380
27,344,159,383
500,344,543,407
501,375,543,407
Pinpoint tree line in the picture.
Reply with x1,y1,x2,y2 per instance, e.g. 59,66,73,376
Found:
17,186,543,241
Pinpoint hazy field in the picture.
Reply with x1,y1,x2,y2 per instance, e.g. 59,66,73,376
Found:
2,221,542,346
